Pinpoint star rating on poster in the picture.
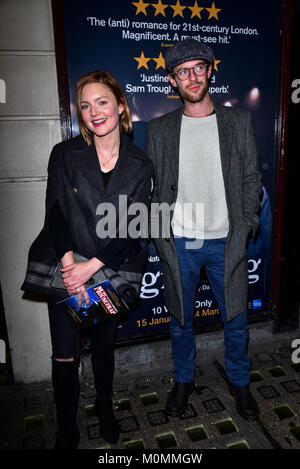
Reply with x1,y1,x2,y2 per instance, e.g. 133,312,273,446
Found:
153,52,166,69
131,1,222,20
132,0,149,15
213,56,221,71
188,2,204,19
134,50,221,71
134,51,166,69
134,51,153,69
153,0,168,16
170,0,186,18
206,1,221,20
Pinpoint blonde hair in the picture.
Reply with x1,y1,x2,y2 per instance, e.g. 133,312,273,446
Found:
76,70,132,145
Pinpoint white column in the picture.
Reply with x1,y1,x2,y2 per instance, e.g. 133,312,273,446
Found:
0,0,62,382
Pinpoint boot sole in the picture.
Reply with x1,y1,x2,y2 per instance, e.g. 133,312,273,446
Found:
236,407,259,421
165,385,195,417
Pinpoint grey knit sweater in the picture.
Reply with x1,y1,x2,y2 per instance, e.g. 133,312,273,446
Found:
172,113,229,239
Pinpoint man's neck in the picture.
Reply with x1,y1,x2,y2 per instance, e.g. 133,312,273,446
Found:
183,94,214,118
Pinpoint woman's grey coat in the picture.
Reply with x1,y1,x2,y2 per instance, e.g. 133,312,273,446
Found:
146,104,262,325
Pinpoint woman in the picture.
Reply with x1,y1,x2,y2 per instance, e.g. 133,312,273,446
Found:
22,70,154,448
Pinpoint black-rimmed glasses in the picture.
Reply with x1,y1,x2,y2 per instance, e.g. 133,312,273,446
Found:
171,63,209,81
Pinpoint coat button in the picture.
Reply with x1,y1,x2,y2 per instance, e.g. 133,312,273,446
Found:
171,184,176,191
72,187,77,195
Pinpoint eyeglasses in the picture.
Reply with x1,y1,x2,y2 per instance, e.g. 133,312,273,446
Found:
171,63,209,81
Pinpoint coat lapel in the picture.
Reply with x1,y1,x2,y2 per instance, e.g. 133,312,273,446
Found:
71,135,142,196
165,107,183,181
215,104,234,184
72,139,106,194
105,136,142,196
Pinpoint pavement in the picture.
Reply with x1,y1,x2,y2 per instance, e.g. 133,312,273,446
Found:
0,318,300,450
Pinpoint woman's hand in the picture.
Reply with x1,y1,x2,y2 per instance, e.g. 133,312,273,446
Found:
64,283,90,306
74,285,90,308
61,257,104,292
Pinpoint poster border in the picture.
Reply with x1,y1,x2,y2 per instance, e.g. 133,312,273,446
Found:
270,0,294,318
51,0,293,342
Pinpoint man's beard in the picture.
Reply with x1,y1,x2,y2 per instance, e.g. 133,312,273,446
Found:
179,81,209,104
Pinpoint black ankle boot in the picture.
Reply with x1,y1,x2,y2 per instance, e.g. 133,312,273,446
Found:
165,381,194,416
95,396,120,444
228,382,259,420
52,360,80,449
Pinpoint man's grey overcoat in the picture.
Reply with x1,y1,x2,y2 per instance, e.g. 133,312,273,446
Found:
146,104,262,325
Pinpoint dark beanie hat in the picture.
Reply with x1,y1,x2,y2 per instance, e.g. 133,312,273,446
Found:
165,38,214,71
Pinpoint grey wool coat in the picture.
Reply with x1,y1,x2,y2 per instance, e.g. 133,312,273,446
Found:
146,104,262,325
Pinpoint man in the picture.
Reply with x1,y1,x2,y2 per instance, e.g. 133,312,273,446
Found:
146,38,262,420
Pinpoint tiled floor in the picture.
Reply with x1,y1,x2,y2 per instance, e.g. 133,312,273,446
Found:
1,321,300,450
